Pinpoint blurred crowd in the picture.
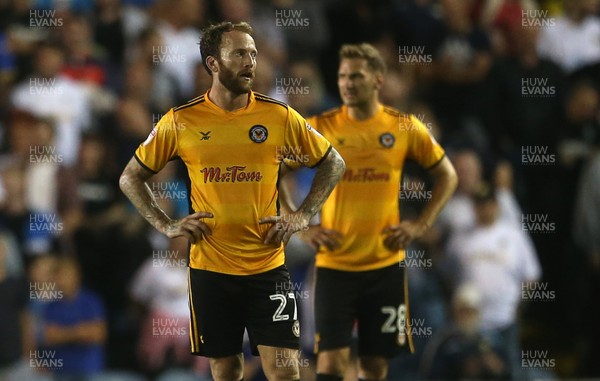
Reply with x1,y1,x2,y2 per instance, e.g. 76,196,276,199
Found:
0,0,599,380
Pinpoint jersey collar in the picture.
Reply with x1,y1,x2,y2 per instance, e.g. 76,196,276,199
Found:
204,89,256,114
341,103,384,124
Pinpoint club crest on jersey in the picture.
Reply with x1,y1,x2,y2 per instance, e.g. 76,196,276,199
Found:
379,133,395,148
249,125,268,143
292,320,300,338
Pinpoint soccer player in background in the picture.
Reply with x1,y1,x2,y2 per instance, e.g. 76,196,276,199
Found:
287,43,458,381
119,22,345,381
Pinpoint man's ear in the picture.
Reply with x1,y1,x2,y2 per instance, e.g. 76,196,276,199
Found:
206,56,219,74
374,72,384,90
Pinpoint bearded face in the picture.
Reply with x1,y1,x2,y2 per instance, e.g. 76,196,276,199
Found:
214,31,257,95
216,56,254,95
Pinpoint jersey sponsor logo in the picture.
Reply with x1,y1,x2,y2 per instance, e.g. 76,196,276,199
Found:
249,125,268,143
292,320,300,338
379,132,395,148
343,167,390,182
306,121,325,138
142,127,158,146
199,131,211,141
200,166,263,183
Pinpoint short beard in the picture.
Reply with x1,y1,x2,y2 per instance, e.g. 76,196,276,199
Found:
217,60,252,95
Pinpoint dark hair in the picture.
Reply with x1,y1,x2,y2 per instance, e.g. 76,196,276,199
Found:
199,21,253,75
339,43,386,74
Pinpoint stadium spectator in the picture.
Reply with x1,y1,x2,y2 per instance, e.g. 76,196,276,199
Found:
0,111,81,256
130,236,210,378
436,149,522,238
0,241,35,381
444,183,541,379
486,24,565,156
151,0,203,101
42,256,107,380
420,284,509,380
537,0,600,73
429,0,493,147
10,42,91,166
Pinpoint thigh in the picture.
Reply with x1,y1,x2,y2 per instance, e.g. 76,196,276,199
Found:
357,264,413,358
314,267,360,352
188,268,245,357
258,345,301,380
244,266,300,356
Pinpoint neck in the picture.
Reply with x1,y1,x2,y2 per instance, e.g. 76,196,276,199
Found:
347,98,379,121
209,82,249,112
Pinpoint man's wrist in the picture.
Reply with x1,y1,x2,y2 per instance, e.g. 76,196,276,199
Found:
156,216,173,234
415,219,431,233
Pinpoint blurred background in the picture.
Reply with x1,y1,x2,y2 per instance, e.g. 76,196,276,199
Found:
0,0,599,380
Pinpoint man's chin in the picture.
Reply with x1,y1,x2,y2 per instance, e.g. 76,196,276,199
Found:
224,83,252,95
343,99,361,107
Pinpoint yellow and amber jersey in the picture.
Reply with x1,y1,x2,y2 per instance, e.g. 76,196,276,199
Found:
307,104,445,272
135,91,331,275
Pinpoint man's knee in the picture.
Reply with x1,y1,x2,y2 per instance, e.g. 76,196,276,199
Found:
316,347,351,377
209,353,244,381
259,346,300,380
358,356,388,381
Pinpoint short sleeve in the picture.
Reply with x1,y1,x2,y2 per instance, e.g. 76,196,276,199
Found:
284,108,331,168
134,109,178,173
405,115,445,169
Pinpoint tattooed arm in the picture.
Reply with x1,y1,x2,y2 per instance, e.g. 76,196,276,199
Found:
119,157,213,243
260,147,345,244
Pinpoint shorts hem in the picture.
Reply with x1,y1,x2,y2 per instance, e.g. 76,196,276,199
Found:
250,340,299,356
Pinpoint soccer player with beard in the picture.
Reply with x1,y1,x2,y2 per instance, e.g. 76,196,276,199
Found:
287,43,458,381
119,22,345,381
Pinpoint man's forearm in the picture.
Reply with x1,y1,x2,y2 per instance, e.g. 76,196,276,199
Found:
119,159,171,233
297,148,345,218
416,158,458,229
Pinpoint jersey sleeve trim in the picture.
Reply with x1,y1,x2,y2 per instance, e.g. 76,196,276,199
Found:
134,153,158,174
308,144,333,169
424,154,446,171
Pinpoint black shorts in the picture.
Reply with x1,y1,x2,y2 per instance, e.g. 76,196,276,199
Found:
188,265,300,357
314,263,414,358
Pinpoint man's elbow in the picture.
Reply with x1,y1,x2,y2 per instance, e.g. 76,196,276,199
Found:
447,166,458,192
118,171,129,194
328,148,346,175
441,159,458,192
